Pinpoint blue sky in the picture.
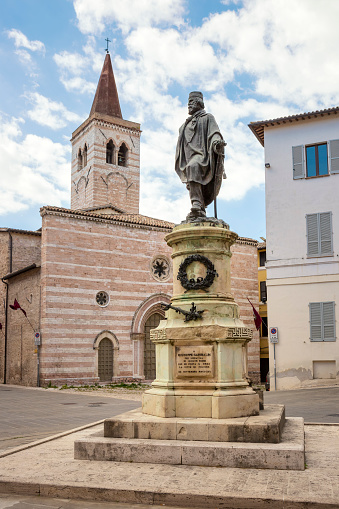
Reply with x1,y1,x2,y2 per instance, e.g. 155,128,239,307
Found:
1,0,339,240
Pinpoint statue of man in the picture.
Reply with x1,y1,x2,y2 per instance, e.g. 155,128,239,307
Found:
175,91,225,221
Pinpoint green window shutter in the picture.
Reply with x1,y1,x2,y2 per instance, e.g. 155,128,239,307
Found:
319,212,332,255
309,302,322,341
292,145,304,179
323,302,336,341
306,212,332,256
310,302,336,342
329,139,339,174
306,213,319,256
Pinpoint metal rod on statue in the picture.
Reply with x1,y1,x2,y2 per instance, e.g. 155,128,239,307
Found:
214,197,218,219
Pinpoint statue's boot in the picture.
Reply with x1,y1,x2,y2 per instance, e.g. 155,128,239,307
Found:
187,182,206,220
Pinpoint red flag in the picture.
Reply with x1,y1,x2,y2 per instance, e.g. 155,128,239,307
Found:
247,298,262,331
9,298,27,317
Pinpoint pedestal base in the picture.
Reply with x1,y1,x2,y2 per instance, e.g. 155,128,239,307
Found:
74,406,305,471
142,388,259,419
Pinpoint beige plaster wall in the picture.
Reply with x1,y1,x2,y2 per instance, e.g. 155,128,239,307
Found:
268,276,339,390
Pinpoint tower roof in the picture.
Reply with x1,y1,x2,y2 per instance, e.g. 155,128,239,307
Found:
90,53,122,119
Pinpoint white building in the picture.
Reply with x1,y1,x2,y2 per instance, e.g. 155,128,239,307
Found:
249,107,339,390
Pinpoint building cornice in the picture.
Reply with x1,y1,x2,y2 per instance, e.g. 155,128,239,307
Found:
71,113,141,142
0,227,41,236
249,106,339,147
40,206,174,232
3,263,40,280
235,236,258,246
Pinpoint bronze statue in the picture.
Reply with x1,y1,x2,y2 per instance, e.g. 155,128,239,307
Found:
175,91,226,221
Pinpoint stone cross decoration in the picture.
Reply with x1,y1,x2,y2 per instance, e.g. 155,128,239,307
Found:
175,91,226,222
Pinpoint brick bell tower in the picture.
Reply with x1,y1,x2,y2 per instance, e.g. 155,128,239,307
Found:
70,52,141,214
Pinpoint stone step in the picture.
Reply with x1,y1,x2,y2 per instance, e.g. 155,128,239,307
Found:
104,404,285,443
74,417,305,470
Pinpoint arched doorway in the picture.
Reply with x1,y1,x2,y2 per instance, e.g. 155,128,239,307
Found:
144,313,162,380
98,337,113,381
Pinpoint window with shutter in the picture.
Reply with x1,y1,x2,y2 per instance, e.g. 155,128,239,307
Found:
309,301,336,342
306,143,328,177
306,212,332,257
329,139,339,174
292,145,304,179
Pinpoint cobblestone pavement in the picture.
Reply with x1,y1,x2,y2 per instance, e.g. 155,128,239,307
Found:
0,385,140,452
264,385,339,423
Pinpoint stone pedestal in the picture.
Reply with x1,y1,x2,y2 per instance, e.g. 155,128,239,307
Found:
142,221,259,419
74,220,302,471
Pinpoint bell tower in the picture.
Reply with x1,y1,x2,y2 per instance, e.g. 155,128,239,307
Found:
70,53,141,214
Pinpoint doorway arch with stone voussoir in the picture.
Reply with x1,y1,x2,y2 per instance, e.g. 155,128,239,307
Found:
131,293,171,380
93,331,119,382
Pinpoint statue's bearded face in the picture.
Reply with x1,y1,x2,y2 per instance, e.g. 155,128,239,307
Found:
188,97,202,115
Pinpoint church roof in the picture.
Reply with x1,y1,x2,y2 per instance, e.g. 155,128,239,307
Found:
90,53,122,119
0,227,41,236
40,206,175,231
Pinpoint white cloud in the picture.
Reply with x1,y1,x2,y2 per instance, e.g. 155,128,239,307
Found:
26,93,83,129
0,116,70,215
14,49,33,65
60,76,96,95
53,37,98,95
73,0,186,34
7,29,45,54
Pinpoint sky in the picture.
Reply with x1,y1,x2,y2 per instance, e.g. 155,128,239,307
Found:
1,0,339,240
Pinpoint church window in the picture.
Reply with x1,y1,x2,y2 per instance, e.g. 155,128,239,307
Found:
83,144,88,167
106,140,114,164
151,256,171,281
78,148,83,170
96,291,110,307
118,143,128,167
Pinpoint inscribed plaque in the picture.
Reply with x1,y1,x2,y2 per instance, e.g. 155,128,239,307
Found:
176,345,214,378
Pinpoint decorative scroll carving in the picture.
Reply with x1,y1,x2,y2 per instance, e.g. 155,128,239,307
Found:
227,327,253,339
150,328,167,341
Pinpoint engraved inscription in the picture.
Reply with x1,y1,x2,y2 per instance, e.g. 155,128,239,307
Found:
176,345,214,378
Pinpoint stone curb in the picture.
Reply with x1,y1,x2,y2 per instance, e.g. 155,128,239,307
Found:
0,420,104,458
1,480,339,508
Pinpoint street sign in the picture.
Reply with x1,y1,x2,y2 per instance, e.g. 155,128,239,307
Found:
34,332,41,345
270,327,278,343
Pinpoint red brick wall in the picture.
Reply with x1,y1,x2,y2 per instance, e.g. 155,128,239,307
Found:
0,231,41,383
231,238,260,383
40,211,173,384
5,267,41,386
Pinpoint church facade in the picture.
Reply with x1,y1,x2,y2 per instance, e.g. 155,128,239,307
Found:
0,54,260,386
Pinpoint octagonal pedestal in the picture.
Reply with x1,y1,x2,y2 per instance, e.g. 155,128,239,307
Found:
142,221,259,419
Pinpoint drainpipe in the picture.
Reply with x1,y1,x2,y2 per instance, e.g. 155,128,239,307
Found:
2,232,12,384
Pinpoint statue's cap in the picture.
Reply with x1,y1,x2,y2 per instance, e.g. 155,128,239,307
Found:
189,91,203,100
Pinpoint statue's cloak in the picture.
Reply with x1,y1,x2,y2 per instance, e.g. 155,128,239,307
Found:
175,109,223,207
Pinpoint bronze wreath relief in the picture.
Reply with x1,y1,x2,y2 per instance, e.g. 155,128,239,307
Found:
177,254,218,291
